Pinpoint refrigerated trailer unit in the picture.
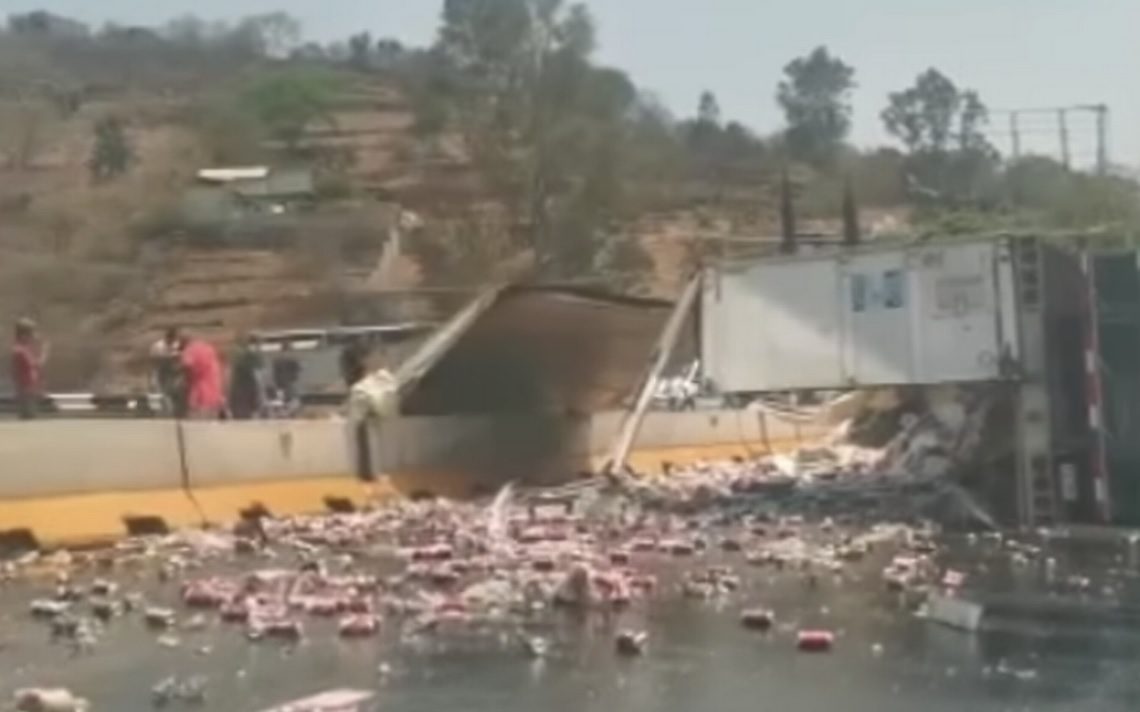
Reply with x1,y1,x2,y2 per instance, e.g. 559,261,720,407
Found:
701,239,1022,392
700,235,1128,528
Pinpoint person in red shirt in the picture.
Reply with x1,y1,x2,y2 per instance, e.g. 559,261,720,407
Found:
178,334,224,419
10,318,48,420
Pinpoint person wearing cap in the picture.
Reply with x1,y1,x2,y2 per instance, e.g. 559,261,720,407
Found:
10,319,48,420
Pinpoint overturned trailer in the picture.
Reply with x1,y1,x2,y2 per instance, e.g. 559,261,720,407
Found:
353,285,696,493
350,234,1138,528
701,234,1139,528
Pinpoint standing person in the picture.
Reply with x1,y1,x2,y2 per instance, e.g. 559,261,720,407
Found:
271,342,302,417
229,334,267,420
150,327,184,417
9,318,48,420
179,332,224,420
339,337,369,390
340,337,373,481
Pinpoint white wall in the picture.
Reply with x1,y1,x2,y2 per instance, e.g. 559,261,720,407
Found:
0,410,830,502
374,409,829,478
0,421,183,498
181,419,354,487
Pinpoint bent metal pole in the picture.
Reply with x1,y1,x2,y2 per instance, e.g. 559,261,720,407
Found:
604,273,703,479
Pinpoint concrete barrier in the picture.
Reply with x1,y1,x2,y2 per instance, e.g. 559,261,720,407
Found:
375,415,593,497
181,420,372,523
611,409,830,473
369,409,833,494
0,408,835,550
0,421,200,548
586,409,829,454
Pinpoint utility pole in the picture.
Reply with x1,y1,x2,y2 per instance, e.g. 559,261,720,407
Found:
1010,111,1021,160
779,168,797,255
994,104,1108,173
1095,104,1109,176
1058,109,1071,170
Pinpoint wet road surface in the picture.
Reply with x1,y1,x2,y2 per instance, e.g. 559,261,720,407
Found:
2,532,1140,712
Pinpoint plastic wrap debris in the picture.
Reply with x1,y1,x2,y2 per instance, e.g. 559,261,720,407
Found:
145,608,177,630
14,688,89,712
259,689,374,712
152,676,207,707
615,630,648,656
924,595,984,632
522,636,549,658
338,615,380,638
740,609,774,631
30,599,70,619
348,369,399,424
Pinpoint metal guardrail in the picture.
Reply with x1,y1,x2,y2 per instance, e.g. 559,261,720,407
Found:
0,392,347,418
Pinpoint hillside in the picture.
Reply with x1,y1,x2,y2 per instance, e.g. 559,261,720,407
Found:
0,64,730,390
0,41,484,390
0,67,912,391
8,7,1124,392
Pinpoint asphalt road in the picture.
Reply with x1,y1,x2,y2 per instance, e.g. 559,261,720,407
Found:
1,530,1138,712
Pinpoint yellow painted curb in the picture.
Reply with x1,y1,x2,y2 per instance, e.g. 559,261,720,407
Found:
0,439,812,551
188,477,390,525
0,489,204,550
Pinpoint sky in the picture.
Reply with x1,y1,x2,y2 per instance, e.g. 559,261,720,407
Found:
4,0,1138,168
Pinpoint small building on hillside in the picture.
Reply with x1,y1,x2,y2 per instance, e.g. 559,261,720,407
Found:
8,11,89,37
182,166,316,226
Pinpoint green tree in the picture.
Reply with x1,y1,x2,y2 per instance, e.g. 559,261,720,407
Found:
89,116,133,182
697,91,721,126
687,91,721,156
882,69,988,154
235,12,301,58
882,69,998,206
375,39,405,70
239,69,340,152
777,46,856,166
432,0,652,284
348,32,373,70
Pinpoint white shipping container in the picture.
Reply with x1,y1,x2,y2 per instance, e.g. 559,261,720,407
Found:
702,240,1021,392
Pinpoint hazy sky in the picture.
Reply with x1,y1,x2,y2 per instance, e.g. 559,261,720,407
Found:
5,0,1138,166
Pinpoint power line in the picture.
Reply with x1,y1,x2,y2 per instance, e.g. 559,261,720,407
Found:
988,104,1109,174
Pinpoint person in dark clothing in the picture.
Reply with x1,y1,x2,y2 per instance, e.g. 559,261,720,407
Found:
271,342,302,416
340,338,369,389
150,327,185,417
229,335,267,420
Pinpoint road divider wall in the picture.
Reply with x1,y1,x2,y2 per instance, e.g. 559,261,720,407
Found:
0,420,193,549
0,420,183,498
586,409,831,455
179,419,366,525
0,410,832,548
371,409,832,487
181,420,354,487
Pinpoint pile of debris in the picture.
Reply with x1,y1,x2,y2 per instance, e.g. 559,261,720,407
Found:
6,388,1003,708
12,443,968,656
608,385,999,528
